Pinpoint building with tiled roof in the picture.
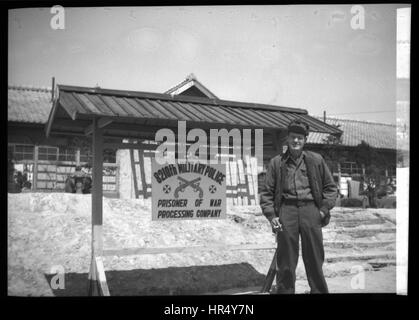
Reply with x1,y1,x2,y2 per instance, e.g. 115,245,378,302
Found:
8,78,399,195
307,116,397,151
8,84,118,192
303,116,398,179
8,85,53,124
164,73,219,99
8,85,61,148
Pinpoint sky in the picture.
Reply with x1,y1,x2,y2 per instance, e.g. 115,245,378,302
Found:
8,4,406,124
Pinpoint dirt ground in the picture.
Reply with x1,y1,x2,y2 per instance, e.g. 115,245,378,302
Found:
8,193,397,296
210,265,396,294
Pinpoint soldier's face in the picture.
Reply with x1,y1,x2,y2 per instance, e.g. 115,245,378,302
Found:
287,132,306,152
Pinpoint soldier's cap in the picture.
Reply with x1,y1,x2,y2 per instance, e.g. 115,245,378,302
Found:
287,120,309,136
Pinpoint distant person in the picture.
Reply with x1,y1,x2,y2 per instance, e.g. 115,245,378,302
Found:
260,120,338,294
366,179,376,208
390,178,396,193
22,172,32,190
336,183,343,199
73,166,86,194
15,172,24,190
74,165,84,177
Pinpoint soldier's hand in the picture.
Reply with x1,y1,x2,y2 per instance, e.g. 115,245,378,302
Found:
270,217,283,233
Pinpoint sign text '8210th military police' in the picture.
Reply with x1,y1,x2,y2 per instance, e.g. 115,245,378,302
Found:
152,160,226,220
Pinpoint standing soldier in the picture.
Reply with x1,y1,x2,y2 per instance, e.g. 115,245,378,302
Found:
260,120,338,294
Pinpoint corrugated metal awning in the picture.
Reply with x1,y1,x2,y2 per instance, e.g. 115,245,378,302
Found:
46,85,342,138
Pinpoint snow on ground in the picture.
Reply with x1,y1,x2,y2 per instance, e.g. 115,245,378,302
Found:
8,193,396,296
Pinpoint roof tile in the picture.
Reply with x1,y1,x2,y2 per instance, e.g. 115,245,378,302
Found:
8,85,52,124
307,116,396,150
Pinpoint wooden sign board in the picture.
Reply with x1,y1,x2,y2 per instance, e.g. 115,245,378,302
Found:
151,160,226,220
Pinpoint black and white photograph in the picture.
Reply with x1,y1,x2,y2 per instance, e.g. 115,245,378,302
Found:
7,3,410,299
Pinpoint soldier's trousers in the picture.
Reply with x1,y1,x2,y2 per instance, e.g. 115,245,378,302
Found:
275,201,328,294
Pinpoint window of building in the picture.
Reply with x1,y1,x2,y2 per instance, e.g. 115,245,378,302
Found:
387,166,396,177
103,149,116,163
58,147,76,162
38,146,58,161
79,149,116,164
8,144,34,161
80,149,92,164
8,145,14,160
340,162,362,175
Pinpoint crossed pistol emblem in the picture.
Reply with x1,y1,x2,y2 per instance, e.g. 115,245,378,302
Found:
174,177,204,199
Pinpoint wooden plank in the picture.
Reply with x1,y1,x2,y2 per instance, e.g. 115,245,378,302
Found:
129,149,139,199
143,154,152,197
248,156,257,205
56,175,67,182
99,95,134,117
182,103,214,123
133,147,140,162
257,110,289,128
225,161,233,206
60,92,87,117
78,93,107,114
261,249,277,293
111,96,148,118
237,159,248,205
103,176,116,183
87,255,99,296
133,164,141,195
92,118,104,256
128,98,161,118
212,105,248,125
245,155,256,205
94,256,110,296
45,100,58,138
56,166,73,173
37,172,57,180
97,117,114,128
230,107,267,127
103,142,158,150
159,100,192,121
84,117,114,135
115,150,121,198
250,157,259,205
75,149,81,166
33,145,39,191
138,150,148,199
103,243,277,257
144,99,179,120
172,102,205,122
229,160,240,205
88,94,117,116
103,163,117,167
47,118,91,129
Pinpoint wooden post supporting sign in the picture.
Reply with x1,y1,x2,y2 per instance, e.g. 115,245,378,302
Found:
88,118,110,296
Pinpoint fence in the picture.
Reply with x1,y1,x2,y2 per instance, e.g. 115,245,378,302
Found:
8,143,118,195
